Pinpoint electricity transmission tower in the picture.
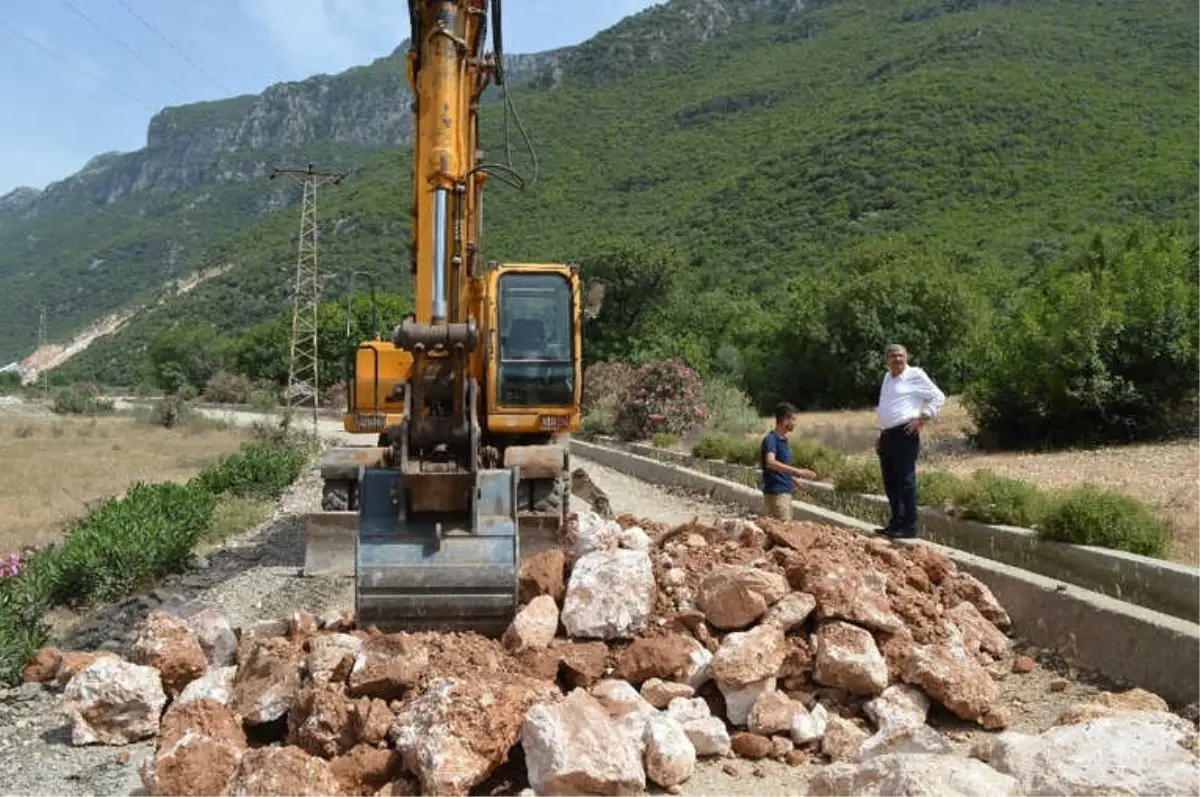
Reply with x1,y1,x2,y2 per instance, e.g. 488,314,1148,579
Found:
269,164,345,434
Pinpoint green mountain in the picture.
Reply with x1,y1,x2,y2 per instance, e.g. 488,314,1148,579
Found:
0,41,559,364
7,0,1198,390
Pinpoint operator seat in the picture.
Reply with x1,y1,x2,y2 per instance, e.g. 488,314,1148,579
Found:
508,318,545,359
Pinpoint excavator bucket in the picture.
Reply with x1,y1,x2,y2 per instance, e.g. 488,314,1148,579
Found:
353,465,521,637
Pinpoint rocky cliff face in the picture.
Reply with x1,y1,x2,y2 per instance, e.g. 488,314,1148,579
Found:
0,44,566,222
562,0,806,84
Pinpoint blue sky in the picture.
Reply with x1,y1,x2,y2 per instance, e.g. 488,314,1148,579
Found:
0,0,666,197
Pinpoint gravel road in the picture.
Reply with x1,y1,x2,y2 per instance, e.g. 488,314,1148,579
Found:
0,411,1140,796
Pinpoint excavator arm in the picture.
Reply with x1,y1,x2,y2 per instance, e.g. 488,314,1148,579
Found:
316,0,604,636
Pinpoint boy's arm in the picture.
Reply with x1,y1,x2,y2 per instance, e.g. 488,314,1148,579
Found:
764,450,817,481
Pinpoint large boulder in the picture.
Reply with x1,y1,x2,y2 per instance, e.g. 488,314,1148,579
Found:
61,657,167,745
521,688,645,795
389,675,559,796
560,549,655,640
230,637,302,725
132,612,209,698
226,746,342,796
982,710,1200,795
146,698,247,797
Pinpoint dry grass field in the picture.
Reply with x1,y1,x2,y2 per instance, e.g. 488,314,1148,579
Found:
778,397,1200,565
0,414,249,555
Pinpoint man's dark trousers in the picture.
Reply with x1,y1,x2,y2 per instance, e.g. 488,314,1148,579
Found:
878,425,920,534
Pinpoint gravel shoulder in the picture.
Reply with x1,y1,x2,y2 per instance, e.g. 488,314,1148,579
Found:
0,433,1148,797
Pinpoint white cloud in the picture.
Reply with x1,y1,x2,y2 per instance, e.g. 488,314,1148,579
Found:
242,0,409,75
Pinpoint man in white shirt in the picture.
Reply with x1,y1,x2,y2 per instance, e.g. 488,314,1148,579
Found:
875,343,945,539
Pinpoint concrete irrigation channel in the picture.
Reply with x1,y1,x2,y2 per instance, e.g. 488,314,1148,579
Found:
1,404,1195,796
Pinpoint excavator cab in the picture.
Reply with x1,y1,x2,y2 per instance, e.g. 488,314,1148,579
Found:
495,270,577,411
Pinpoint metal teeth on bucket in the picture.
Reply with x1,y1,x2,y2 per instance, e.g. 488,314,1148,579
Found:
354,466,520,637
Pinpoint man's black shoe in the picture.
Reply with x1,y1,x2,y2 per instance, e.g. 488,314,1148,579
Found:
873,526,894,535
883,527,917,539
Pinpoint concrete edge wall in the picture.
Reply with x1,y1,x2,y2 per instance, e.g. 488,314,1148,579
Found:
586,437,1199,622
571,438,1200,706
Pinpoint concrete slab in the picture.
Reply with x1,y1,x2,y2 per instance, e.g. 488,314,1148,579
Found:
572,438,1200,706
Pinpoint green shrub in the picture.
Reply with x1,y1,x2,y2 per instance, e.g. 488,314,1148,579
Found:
194,439,309,500
249,388,277,413
51,383,114,416
692,435,734,460
917,470,966,508
954,470,1047,527
692,432,844,476
148,394,194,428
651,432,678,448
581,407,616,436
47,482,216,608
0,554,55,683
1040,486,1169,557
581,407,615,436
833,458,885,494
789,438,847,479
203,370,252,404
724,438,760,466
701,379,762,436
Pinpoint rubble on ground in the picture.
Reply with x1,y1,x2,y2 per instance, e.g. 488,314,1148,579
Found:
20,510,1200,796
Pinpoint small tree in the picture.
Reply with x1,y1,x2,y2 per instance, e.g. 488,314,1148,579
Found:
964,223,1200,449
147,324,227,396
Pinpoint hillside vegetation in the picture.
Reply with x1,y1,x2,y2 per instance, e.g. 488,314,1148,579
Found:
27,0,1200,447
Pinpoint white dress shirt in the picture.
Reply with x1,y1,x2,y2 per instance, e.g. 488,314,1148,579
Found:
877,365,946,430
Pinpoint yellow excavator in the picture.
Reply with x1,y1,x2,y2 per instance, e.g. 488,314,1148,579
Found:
305,0,600,636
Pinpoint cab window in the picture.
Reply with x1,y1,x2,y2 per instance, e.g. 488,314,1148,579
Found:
497,273,574,407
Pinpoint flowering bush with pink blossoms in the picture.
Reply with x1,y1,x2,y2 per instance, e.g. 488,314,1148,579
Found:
614,358,710,440
582,362,637,414
581,362,638,435
0,553,23,579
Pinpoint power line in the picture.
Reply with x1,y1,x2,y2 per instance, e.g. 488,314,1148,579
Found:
0,20,153,109
111,0,233,96
59,0,188,94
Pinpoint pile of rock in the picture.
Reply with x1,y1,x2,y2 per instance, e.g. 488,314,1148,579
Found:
18,509,1200,796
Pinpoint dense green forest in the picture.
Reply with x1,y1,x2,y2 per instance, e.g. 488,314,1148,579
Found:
30,0,1200,446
